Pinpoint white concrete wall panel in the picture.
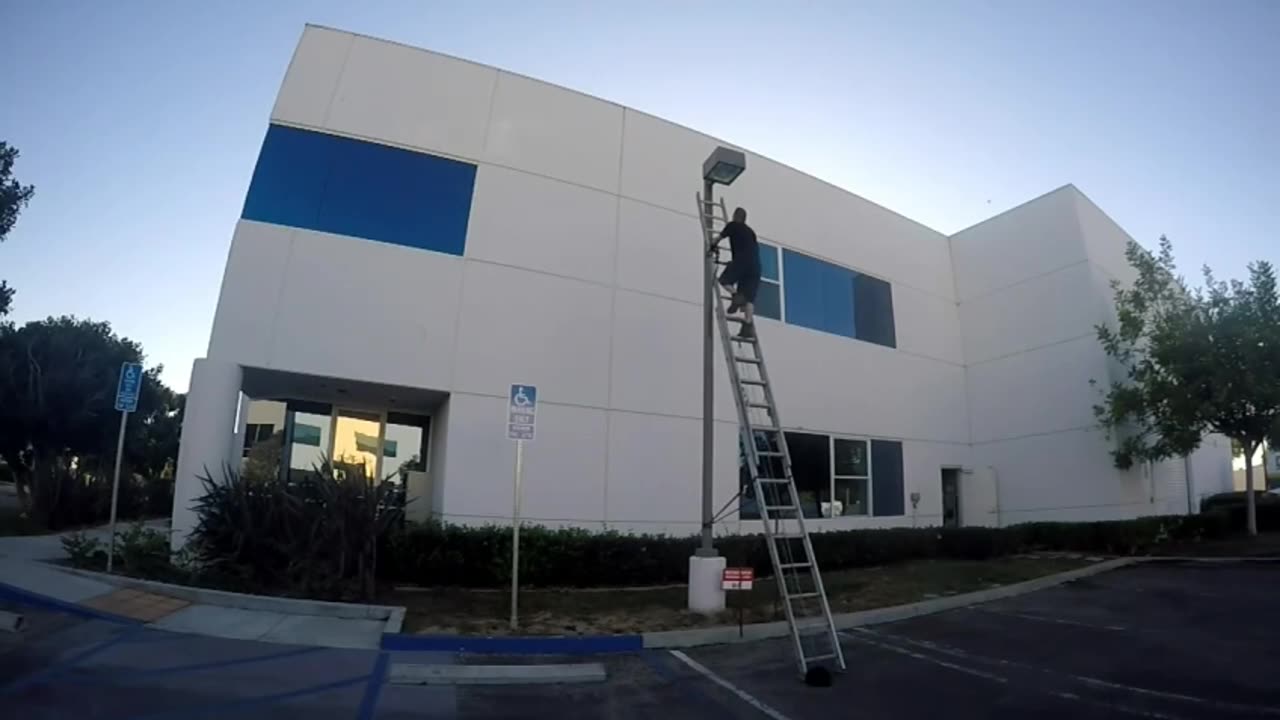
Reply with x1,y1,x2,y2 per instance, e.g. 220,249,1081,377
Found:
618,110,719,217
614,198,703,305
208,221,294,367
271,26,353,128
325,35,497,160
441,393,607,526
609,290,701,418
965,335,1106,444
1191,434,1234,503
268,228,464,390
899,441,974,526
465,165,618,284
959,261,1102,366
604,411,702,528
1072,188,1139,286
893,284,964,365
484,72,624,193
950,187,1088,302
767,324,969,444
972,427,1150,523
426,396,451,519
452,262,612,408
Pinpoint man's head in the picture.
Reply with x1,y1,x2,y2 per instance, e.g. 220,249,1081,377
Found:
733,207,747,223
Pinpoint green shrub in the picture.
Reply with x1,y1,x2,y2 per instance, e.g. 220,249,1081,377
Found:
62,531,106,568
190,460,403,601
377,513,1242,589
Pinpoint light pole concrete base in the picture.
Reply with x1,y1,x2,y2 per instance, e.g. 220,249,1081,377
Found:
687,554,726,613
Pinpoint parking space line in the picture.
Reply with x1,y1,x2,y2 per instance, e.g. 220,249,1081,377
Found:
1,625,140,694
356,652,389,720
125,673,371,719
668,650,793,720
868,628,1280,717
968,605,1127,631
640,651,738,720
65,645,324,684
840,630,1009,684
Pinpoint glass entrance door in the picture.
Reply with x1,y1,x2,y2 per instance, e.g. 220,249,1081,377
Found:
331,409,382,482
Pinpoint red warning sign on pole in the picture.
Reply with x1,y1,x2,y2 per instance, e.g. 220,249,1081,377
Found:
722,567,755,591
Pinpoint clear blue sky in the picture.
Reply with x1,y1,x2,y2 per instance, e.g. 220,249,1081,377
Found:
4,0,1277,392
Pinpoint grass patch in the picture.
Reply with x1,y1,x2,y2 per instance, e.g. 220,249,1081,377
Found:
385,554,1093,636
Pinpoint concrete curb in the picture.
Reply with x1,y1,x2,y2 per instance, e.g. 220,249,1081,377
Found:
53,564,407,634
1140,555,1280,563
388,662,607,685
642,558,1138,649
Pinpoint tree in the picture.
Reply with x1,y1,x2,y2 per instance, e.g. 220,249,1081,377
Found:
0,141,36,317
1094,237,1280,535
0,316,176,514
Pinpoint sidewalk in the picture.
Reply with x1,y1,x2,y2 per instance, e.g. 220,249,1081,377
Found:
0,523,390,649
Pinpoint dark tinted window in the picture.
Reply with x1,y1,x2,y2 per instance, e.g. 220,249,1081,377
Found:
870,439,905,516
242,125,476,256
855,274,897,348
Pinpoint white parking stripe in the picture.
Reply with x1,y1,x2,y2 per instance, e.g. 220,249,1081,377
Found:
867,628,1280,717
840,630,1009,684
969,605,1127,631
667,650,792,720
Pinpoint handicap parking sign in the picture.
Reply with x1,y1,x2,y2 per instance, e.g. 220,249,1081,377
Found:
507,384,537,441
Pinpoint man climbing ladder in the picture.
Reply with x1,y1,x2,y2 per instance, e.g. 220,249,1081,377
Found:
715,207,761,340
698,193,846,681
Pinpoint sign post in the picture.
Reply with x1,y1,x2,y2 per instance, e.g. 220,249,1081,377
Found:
107,362,144,573
722,567,755,637
507,384,538,630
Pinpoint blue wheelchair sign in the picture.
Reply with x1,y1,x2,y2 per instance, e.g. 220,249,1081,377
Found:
115,362,144,412
507,384,537,441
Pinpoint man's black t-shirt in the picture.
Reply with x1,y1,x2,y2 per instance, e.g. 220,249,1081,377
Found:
719,221,759,268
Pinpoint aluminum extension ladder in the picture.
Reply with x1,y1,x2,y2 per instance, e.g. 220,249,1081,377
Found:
696,193,846,677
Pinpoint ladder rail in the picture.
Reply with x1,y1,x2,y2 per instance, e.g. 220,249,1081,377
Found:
695,192,845,676
754,320,846,671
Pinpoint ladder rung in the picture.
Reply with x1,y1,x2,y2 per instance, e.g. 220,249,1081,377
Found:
754,450,784,457
733,355,761,364
731,336,758,344
803,652,840,663
772,532,807,540
739,379,766,386
725,315,749,323
763,505,797,513
746,402,772,410
780,561,812,570
757,477,790,484
787,592,822,602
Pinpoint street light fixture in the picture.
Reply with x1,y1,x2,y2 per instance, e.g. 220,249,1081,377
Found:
690,146,745,614
702,146,747,186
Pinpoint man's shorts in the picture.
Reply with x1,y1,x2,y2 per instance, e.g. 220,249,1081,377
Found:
719,260,761,303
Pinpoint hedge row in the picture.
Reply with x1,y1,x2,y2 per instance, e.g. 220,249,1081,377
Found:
378,512,1239,589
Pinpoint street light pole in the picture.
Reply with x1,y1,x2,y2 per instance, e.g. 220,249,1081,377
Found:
699,178,717,557
688,147,746,614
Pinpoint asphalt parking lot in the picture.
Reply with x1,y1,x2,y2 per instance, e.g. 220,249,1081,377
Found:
3,561,1279,719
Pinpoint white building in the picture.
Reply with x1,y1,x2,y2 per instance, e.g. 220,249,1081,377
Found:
171,25,1232,547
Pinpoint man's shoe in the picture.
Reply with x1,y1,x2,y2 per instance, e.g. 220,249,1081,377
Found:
736,323,756,340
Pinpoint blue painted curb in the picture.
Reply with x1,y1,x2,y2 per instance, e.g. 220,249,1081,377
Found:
380,632,643,654
0,580,135,625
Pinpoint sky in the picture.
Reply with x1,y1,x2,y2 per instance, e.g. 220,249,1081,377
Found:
3,0,1277,392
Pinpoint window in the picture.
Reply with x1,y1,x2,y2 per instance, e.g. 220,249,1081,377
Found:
832,438,869,516
242,124,477,256
738,433,904,519
756,243,782,320
241,423,276,457
781,250,856,338
871,439,905,516
854,274,896,348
